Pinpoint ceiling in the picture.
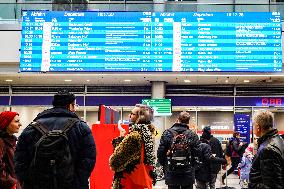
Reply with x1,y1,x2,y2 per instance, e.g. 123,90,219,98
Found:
1,71,284,86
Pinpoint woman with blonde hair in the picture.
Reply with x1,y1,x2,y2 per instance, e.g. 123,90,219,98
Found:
110,104,156,189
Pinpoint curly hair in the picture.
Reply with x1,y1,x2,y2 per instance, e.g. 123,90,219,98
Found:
134,104,155,134
134,104,154,124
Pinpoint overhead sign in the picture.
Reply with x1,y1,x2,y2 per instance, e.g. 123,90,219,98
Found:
142,98,172,116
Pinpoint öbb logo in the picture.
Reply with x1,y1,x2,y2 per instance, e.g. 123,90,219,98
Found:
261,98,282,106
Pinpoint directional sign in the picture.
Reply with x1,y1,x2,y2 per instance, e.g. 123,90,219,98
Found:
142,98,172,116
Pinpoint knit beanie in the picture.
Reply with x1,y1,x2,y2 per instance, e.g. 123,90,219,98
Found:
0,111,19,130
245,143,254,154
52,90,76,107
201,126,212,140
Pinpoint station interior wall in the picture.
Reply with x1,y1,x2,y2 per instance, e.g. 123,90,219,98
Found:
2,105,284,139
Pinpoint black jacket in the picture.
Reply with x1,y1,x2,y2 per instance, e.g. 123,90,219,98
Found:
14,108,97,189
196,140,227,182
249,129,284,189
157,123,200,186
209,136,224,174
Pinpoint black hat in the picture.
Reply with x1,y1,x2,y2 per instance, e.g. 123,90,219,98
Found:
52,90,76,107
201,126,212,140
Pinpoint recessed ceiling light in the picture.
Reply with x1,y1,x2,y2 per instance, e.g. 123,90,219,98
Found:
124,79,131,82
225,80,229,83
5,79,13,82
64,79,72,82
86,80,90,82
184,80,191,83
243,80,250,83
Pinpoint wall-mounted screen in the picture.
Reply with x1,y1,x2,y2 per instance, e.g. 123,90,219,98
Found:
20,11,282,72
142,98,172,116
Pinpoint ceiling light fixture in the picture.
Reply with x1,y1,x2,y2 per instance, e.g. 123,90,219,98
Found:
86,80,90,82
243,80,250,83
64,79,72,82
5,79,13,82
184,80,191,83
124,79,131,82
225,80,229,83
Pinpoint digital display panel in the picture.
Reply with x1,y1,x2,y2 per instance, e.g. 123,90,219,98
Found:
20,11,282,72
234,113,251,144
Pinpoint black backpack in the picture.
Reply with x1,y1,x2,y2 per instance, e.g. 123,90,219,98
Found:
167,129,192,173
28,118,78,189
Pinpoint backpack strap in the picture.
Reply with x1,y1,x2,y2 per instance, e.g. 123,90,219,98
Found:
168,128,178,137
30,121,49,136
31,118,79,136
61,118,79,134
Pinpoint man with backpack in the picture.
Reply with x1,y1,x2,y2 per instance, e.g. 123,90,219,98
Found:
14,90,96,189
157,111,200,189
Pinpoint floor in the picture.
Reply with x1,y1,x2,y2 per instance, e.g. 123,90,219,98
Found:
154,172,242,189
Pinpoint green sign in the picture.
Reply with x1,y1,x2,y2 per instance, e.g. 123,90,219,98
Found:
142,98,172,116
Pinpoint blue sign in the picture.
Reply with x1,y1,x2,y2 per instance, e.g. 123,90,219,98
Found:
234,114,251,144
236,97,284,106
20,11,282,72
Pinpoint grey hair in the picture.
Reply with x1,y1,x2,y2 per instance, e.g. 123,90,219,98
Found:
253,110,274,130
135,104,154,124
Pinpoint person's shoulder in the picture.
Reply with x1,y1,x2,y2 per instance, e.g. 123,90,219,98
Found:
71,119,92,136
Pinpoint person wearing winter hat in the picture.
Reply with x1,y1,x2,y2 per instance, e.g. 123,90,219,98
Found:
15,90,96,189
0,111,22,189
238,143,254,189
201,126,225,189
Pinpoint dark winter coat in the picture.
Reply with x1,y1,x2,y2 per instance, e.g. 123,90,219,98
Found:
195,141,227,182
157,123,200,186
0,131,21,189
231,137,241,157
14,108,97,189
209,136,224,174
249,129,284,189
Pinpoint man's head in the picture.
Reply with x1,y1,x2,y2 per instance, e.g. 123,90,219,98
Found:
177,111,190,124
129,104,153,124
253,110,274,137
201,126,212,140
52,90,77,112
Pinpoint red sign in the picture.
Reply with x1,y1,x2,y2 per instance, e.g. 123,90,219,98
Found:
261,98,282,106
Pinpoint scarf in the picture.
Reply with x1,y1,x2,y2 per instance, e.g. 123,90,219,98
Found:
130,124,156,166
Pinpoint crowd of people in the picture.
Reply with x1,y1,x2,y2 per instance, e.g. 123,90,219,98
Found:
0,90,283,189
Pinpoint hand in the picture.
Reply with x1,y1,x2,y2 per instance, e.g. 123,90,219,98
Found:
11,184,16,189
240,142,244,146
120,129,126,136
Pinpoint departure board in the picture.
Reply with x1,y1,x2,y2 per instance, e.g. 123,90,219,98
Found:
20,11,282,72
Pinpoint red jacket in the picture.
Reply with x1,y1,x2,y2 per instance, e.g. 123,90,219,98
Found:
0,131,20,189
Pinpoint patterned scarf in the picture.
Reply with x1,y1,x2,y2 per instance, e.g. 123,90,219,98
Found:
130,124,156,166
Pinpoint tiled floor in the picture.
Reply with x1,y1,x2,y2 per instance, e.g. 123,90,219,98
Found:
154,172,242,189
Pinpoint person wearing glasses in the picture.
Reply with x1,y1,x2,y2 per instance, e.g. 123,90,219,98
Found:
14,90,96,189
110,104,156,189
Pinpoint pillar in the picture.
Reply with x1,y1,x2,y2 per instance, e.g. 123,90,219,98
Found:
151,81,166,153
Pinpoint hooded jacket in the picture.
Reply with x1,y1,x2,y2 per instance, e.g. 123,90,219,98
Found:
157,123,200,186
14,108,96,189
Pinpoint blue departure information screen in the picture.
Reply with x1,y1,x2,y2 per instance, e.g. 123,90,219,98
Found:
20,11,282,72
